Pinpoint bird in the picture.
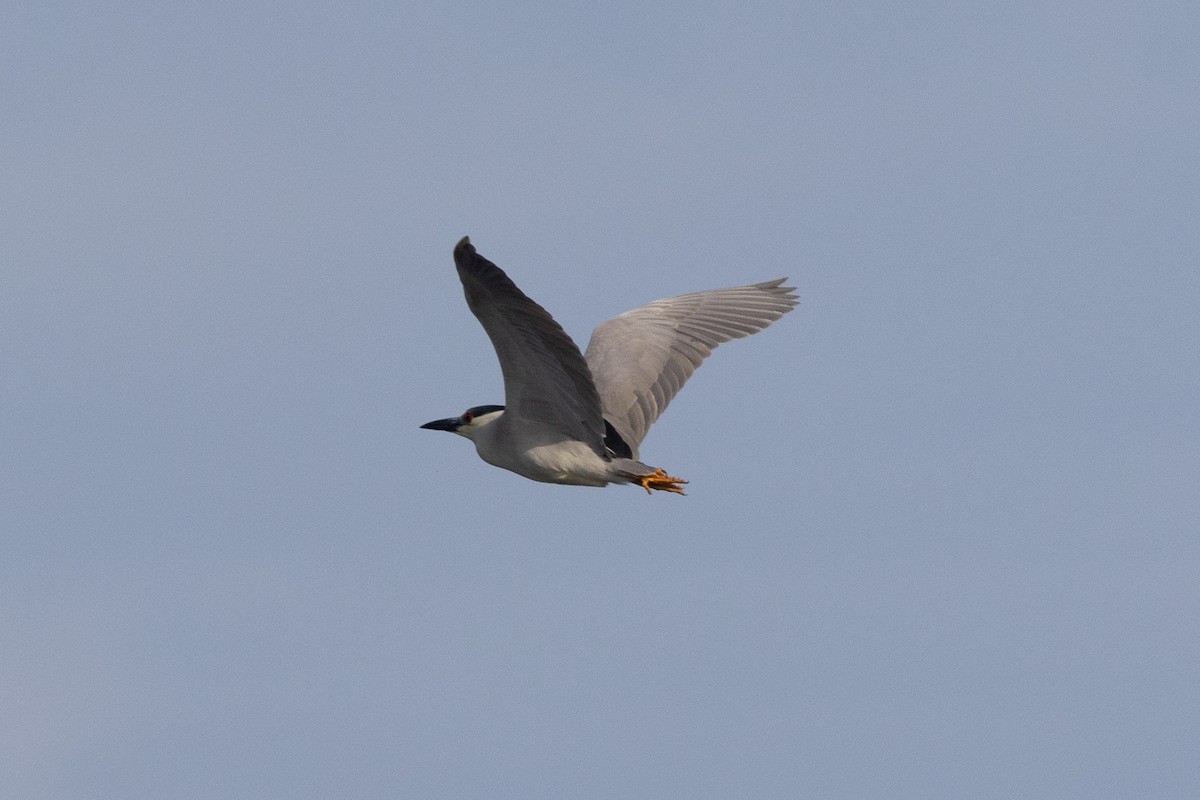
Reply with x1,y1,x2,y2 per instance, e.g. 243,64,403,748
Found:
420,237,798,494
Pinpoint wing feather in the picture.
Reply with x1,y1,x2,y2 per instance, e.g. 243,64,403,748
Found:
584,279,798,455
454,238,605,452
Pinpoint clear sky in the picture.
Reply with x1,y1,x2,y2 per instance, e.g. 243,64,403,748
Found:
3,2,1198,798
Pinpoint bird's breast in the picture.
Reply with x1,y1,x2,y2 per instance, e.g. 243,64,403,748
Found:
473,421,610,487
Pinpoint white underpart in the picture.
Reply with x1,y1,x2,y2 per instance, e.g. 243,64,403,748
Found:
455,409,630,486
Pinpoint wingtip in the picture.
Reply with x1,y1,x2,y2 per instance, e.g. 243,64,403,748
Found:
455,235,473,254
768,277,800,306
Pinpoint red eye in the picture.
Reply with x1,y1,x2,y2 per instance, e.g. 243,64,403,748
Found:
462,412,473,423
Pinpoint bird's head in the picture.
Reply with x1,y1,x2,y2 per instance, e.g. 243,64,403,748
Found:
420,404,505,441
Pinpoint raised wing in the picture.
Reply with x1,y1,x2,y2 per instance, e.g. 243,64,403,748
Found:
453,237,606,452
584,279,798,455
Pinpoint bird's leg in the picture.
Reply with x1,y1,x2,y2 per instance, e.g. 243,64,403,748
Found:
637,468,688,495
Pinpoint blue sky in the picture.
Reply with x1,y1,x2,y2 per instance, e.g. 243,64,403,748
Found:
3,2,1198,798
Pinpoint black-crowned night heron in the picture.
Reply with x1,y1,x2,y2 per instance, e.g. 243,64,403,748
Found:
421,237,798,494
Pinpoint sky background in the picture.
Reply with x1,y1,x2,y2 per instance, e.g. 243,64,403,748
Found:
3,1,1198,798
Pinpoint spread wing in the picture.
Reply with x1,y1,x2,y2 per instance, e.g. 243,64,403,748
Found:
453,237,606,452
584,279,798,455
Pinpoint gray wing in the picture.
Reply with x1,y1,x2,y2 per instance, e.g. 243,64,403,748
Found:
453,237,606,453
584,279,798,454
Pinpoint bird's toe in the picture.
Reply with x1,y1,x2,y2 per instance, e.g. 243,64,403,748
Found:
637,468,688,495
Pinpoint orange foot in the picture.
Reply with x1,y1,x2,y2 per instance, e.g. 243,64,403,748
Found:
637,468,688,495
